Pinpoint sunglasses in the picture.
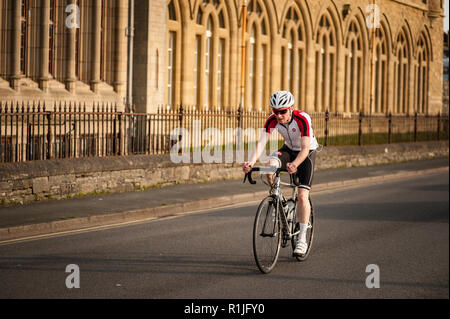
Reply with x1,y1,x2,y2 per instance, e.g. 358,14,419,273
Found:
273,109,289,115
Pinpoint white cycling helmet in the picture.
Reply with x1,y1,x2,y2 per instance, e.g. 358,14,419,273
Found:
269,91,294,109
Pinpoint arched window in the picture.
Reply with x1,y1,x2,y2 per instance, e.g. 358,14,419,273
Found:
415,33,429,114
194,0,230,110
281,4,307,108
394,29,411,114
245,0,270,111
373,23,389,114
204,17,213,109
314,13,337,112
344,20,364,113
167,0,181,107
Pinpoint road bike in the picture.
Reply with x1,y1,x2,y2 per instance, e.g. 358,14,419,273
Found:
243,165,315,274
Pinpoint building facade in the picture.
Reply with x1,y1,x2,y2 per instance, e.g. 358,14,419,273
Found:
0,0,128,110
157,0,444,115
0,0,445,115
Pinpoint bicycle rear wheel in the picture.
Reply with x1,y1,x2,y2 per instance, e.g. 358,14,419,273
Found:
253,196,282,274
291,196,315,262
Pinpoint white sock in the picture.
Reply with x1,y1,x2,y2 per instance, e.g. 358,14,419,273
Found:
299,223,308,243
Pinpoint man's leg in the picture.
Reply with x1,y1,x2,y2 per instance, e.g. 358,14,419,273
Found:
266,151,286,188
293,151,315,255
296,150,315,225
297,188,311,225
294,188,311,255
266,157,280,188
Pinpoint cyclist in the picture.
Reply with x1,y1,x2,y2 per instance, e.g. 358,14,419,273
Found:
242,91,318,256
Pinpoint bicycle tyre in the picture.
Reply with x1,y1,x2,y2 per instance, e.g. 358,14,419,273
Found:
291,196,315,262
253,196,282,274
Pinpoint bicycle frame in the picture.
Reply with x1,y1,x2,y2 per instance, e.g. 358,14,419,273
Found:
245,167,301,240
273,173,301,241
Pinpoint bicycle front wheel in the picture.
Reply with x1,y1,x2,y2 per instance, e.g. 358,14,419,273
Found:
253,196,282,274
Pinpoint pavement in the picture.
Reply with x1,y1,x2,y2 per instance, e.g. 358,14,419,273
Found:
0,158,448,242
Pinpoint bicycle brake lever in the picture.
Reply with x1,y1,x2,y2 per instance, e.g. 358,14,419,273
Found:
247,171,256,184
243,171,256,184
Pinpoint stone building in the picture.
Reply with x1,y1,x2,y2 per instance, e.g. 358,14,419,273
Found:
0,0,128,110
0,0,445,115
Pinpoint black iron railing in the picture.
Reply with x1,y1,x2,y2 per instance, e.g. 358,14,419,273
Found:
1,101,448,163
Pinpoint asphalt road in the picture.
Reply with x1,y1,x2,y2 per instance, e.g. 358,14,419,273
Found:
0,172,448,299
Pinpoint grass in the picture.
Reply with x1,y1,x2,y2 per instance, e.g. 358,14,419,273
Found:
318,131,449,146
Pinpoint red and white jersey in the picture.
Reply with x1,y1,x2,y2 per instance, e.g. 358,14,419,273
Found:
264,110,318,151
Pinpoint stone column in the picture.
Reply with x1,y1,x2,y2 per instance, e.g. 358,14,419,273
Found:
304,43,316,113
335,48,345,113
386,55,395,114
65,0,77,93
132,0,149,113
113,0,127,98
181,20,194,106
10,0,22,90
90,0,102,93
270,35,282,95
408,58,416,115
39,0,50,92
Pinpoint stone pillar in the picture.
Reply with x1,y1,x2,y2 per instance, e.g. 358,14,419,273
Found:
113,0,127,99
335,48,345,113
133,0,166,113
386,55,395,114
132,0,149,113
90,0,102,93
10,0,22,90
65,0,77,93
428,0,441,25
408,56,415,115
39,0,50,92
269,35,282,101
304,43,316,113
181,20,194,106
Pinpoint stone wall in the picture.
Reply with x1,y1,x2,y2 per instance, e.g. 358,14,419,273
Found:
0,141,448,205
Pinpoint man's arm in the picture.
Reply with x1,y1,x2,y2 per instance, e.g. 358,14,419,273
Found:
248,131,270,164
242,131,270,173
286,136,310,174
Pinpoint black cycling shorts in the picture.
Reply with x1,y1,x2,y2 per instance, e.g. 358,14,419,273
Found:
272,144,316,190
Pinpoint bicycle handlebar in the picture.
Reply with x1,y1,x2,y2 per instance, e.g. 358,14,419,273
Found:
243,166,301,186
243,166,282,184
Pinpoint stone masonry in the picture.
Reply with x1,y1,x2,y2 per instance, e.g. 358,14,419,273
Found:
0,141,448,205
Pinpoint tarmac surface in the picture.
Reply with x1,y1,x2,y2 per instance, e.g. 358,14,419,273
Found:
0,158,448,241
